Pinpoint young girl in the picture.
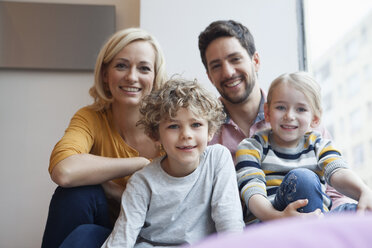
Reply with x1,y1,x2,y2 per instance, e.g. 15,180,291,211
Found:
235,71,372,223
102,78,244,247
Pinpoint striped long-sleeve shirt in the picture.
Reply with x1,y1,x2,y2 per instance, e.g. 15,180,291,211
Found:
235,129,348,223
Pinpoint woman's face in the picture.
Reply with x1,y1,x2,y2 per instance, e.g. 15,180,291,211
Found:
104,40,156,107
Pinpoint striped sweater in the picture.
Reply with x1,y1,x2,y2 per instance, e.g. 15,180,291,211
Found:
235,129,348,223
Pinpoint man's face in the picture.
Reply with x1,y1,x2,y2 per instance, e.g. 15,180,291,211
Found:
205,37,260,104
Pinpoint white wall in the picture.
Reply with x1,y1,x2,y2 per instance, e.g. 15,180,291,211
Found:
140,0,299,93
0,1,139,247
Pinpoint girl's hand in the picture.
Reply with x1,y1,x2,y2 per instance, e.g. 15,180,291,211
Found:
357,188,372,212
282,199,323,218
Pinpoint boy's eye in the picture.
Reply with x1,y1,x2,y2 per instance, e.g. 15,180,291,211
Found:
167,124,179,129
191,122,202,128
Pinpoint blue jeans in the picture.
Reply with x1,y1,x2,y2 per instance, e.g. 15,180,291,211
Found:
273,168,357,213
41,185,113,248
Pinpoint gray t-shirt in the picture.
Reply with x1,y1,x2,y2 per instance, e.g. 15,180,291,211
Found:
102,144,244,248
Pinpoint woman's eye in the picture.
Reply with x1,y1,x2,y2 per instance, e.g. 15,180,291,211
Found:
139,66,152,72
298,107,307,112
115,63,127,69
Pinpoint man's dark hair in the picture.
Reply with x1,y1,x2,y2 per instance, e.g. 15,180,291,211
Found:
198,20,256,71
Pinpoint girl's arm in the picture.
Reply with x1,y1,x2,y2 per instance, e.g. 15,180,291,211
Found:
248,195,321,220
51,154,150,187
330,168,372,211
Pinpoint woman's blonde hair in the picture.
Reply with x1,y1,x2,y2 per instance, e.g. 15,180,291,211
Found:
137,78,226,141
267,71,323,120
89,28,167,110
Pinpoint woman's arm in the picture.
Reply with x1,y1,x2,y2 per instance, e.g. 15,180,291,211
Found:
51,154,150,187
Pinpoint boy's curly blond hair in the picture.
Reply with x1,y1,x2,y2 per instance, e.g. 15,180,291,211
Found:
138,78,226,141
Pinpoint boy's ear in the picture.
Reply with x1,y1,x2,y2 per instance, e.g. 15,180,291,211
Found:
264,103,270,122
310,115,320,128
207,130,214,143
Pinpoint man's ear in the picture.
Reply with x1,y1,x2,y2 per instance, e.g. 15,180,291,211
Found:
310,115,321,128
264,103,270,122
252,52,261,72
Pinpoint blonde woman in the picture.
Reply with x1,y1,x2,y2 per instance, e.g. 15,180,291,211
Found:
42,28,167,248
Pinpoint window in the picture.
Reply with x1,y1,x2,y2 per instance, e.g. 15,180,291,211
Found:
306,0,372,185
348,73,361,97
352,144,365,167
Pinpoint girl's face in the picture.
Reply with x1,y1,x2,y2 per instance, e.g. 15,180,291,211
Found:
158,108,213,177
104,40,156,107
264,83,319,148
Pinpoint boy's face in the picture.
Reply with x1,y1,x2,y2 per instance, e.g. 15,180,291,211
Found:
264,83,319,148
158,108,213,177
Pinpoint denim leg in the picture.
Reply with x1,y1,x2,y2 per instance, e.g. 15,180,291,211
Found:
273,168,327,213
41,185,112,248
330,203,358,213
59,224,112,248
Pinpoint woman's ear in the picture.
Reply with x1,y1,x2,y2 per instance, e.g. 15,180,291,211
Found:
264,103,270,122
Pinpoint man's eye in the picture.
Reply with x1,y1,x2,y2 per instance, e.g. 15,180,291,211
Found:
230,57,241,63
210,64,221,70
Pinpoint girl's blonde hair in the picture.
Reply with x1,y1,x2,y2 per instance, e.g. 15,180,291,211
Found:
267,71,323,120
89,28,167,110
138,78,226,141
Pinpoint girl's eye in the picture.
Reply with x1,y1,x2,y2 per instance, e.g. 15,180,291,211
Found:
275,106,286,111
191,123,202,128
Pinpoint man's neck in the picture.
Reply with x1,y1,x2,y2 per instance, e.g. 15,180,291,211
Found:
222,86,262,137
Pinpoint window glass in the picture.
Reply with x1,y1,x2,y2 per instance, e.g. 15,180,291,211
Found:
306,0,372,186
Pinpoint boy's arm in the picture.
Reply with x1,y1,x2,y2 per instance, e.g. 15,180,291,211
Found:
102,174,148,248
330,168,372,211
211,146,244,233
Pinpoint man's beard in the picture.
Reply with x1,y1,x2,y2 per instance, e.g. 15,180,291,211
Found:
219,74,256,104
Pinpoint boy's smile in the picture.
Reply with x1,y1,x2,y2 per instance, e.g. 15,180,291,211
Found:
158,108,212,177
